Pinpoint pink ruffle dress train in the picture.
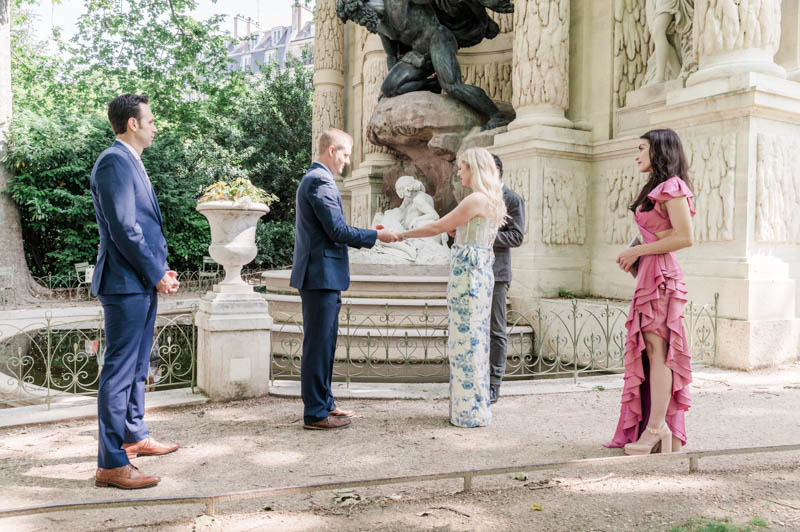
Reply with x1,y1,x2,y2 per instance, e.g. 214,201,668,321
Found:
606,176,695,448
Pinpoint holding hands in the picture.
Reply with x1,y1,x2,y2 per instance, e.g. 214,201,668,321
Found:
373,224,404,243
156,270,180,294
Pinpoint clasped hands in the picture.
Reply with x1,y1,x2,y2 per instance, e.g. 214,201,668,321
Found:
372,224,404,243
156,270,180,294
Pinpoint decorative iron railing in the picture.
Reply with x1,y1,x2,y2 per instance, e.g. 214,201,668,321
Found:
1,269,265,305
270,294,719,383
0,310,198,409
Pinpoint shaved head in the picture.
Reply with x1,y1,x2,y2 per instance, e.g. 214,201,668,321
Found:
318,128,353,156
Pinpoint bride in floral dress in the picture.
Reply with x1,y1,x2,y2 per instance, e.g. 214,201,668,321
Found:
400,147,507,427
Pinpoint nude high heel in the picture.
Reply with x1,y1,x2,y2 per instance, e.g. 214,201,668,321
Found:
624,423,673,455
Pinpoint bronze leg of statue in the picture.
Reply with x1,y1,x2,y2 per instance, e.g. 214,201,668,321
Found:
430,26,510,131
381,61,439,98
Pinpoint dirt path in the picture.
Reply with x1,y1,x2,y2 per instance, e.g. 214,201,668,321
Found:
1,365,799,531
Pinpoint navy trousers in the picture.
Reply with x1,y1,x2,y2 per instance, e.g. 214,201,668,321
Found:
96,293,157,468
298,289,340,424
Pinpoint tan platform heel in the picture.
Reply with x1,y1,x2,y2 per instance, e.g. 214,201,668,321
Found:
624,423,673,455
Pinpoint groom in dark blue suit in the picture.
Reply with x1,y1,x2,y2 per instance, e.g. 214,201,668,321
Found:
291,129,401,430
90,94,180,489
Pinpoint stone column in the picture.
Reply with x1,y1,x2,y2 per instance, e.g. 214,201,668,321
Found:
776,0,800,81
345,40,396,228
312,0,345,148
688,0,785,86
509,0,572,129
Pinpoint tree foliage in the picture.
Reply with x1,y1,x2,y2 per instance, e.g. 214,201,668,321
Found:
3,0,310,276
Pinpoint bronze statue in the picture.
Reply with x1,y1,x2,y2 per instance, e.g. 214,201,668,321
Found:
337,0,513,130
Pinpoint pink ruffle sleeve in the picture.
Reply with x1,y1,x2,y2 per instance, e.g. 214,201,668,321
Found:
647,176,695,215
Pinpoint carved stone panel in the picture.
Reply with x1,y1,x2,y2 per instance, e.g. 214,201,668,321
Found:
695,0,783,58
613,0,651,108
312,88,344,152
603,166,645,245
489,10,514,34
756,133,800,243
512,0,570,111
542,168,586,245
314,0,344,73
351,194,370,229
684,133,736,242
505,167,532,243
461,62,513,102
362,54,391,157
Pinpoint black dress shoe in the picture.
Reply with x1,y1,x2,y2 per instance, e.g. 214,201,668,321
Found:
489,384,500,404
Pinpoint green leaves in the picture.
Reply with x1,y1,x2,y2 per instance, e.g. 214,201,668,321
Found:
6,1,312,277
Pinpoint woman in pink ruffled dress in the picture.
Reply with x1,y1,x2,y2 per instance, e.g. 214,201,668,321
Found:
606,128,695,455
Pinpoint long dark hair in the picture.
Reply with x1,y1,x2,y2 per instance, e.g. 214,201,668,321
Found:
629,128,692,213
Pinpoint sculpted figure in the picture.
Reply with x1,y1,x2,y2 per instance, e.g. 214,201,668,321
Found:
353,175,450,264
336,0,513,130
646,0,694,84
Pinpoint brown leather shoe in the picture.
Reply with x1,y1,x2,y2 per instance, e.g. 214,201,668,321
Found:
123,437,180,459
303,415,351,430
329,407,355,418
95,464,160,489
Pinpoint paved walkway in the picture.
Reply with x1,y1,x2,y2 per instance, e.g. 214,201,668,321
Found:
0,364,798,531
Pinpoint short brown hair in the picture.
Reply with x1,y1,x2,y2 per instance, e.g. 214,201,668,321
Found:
318,128,353,155
108,93,149,135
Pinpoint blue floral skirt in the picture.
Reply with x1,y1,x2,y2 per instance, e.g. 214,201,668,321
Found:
447,244,494,427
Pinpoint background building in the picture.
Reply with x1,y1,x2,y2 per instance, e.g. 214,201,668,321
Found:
227,3,314,72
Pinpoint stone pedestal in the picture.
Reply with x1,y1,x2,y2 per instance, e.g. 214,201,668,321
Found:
196,287,272,401
492,124,593,299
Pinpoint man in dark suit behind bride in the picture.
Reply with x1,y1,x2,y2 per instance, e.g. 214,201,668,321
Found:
489,155,526,404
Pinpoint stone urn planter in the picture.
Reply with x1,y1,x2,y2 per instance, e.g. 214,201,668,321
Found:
196,200,269,292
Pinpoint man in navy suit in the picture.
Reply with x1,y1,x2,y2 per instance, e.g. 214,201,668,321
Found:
291,128,401,430
90,94,180,489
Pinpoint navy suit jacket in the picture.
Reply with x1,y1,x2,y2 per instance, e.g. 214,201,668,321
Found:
290,162,377,291
90,141,168,295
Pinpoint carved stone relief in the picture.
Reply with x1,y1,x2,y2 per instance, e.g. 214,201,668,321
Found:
461,62,513,102
312,88,344,150
489,10,514,34
695,0,782,58
756,133,800,243
505,167,532,243
604,166,645,245
613,0,651,107
512,0,569,111
542,168,586,245
351,194,370,229
684,133,736,242
362,54,391,157
314,0,344,72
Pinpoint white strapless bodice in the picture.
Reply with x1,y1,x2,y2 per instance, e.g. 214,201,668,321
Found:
454,216,495,249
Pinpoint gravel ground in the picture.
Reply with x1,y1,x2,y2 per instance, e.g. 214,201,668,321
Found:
1,364,799,531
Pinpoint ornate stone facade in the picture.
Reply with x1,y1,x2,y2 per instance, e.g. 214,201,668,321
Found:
362,53,391,157
511,0,570,125
462,62,513,103
542,168,586,245
603,166,645,245
756,133,800,243
505,167,532,243
312,0,345,146
684,133,736,242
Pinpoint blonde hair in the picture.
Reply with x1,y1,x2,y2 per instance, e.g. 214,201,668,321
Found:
318,128,353,155
457,147,507,227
